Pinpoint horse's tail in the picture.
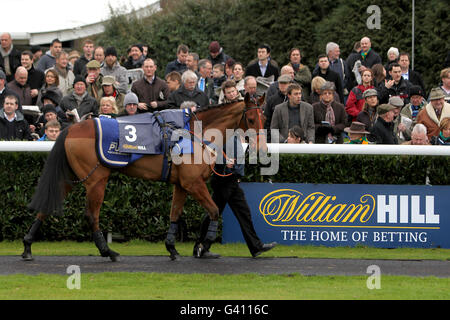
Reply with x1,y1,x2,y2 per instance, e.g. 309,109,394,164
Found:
28,127,74,216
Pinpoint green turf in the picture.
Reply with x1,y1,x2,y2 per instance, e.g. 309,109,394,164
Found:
1,240,449,260
0,272,449,300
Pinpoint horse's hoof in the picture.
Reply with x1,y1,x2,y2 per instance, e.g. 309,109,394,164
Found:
109,250,120,262
22,252,34,261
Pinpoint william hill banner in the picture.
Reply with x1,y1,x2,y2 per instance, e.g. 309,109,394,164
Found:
222,183,450,248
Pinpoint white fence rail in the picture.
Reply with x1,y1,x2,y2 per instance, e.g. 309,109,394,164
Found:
0,141,449,156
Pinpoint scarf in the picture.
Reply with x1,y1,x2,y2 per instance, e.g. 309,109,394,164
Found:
361,48,371,60
323,101,335,126
437,132,450,145
410,104,421,120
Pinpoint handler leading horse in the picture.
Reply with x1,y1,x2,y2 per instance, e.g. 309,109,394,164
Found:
22,94,266,261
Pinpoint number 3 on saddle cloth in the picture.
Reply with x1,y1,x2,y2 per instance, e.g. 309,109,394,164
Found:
93,109,193,181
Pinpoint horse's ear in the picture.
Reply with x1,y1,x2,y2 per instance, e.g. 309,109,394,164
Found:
244,92,251,104
259,92,266,105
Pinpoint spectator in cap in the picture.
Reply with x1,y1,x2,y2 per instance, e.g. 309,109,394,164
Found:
263,74,292,141
68,50,80,71
313,81,348,144
356,88,379,134
389,95,409,143
344,121,370,144
123,44,145,70
85,60,103,100
345,68,375,122
101,47,127,94
59,75,98,120
370,104,398,144
207,41,231,67
100,75,125,114
266,65,295,102
120,92,139,116
401,85,426,126
36,104,67,137
417,88,450,140
164,44,189,76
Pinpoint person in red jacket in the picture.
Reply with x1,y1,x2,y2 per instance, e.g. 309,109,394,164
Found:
345,69,374,121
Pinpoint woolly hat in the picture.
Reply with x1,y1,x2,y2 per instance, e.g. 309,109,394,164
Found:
73,75,87,87
124,92,139,106
209,41,220,54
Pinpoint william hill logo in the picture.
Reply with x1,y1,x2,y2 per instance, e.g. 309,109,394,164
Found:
258,189,440,228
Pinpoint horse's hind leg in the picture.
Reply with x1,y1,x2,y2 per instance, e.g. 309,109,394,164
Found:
22,183,73,261
84,171,120,262
166,184,187,260
22,213,46,261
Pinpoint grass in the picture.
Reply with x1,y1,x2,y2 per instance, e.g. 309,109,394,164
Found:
1,240,449,260
0,241,448,300
1,273,449,300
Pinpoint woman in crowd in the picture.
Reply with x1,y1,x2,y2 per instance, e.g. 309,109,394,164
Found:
345,69,375,122
430,117,450,145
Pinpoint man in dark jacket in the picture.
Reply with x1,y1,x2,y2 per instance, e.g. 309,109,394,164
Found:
0,33,22,82
21,50,45,105
165,44,189,76
371,104,398,144
8,67,32,106
312,54,345,103
207,41,231,67
245,44,279,80
0,94,32,140
377,63,411,104
167,70,209,109
59,75,98,119
73,39,94,77
131,58,170,112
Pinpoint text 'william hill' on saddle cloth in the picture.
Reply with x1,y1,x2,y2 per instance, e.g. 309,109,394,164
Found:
93,109,193,169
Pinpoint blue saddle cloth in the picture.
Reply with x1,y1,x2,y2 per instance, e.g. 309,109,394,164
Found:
94,110,192,169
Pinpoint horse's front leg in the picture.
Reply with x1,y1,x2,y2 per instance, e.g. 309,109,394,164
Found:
85,174,120,262
166,184,187,260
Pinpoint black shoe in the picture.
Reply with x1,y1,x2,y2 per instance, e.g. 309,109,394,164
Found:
252,242,277,258
193,243,220,259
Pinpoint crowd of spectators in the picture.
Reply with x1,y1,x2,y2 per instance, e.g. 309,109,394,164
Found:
0,32,449,146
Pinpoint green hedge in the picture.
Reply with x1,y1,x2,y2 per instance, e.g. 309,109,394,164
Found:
0,152,448,241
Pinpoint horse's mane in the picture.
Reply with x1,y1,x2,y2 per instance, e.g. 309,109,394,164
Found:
195,100,244,114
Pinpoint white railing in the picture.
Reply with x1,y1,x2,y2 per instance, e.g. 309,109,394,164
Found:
0,141,449,156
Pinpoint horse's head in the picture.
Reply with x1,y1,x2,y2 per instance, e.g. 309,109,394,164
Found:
241,93,268,153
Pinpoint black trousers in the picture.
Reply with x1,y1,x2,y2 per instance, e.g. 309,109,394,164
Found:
199,175,263,255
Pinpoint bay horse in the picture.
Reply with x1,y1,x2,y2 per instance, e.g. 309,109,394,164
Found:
22,93,266,261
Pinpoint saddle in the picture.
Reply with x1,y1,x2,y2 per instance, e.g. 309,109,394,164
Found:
94,109,193,181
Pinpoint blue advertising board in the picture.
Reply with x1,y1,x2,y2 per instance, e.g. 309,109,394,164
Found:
222,183,450,248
